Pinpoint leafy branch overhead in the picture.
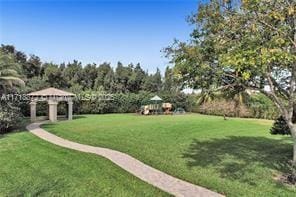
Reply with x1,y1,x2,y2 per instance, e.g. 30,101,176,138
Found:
166,0,296,162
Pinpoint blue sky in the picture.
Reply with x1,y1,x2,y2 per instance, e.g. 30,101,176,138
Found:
0,0,198,73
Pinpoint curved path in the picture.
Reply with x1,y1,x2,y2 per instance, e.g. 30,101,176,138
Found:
27,122,223,197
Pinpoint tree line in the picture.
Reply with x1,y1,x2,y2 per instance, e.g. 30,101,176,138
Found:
0,44,177,94
0,44,193,132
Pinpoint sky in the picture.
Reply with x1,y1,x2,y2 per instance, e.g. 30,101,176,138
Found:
0,0,199,73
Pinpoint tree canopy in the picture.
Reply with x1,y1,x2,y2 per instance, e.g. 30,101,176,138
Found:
166,0,296,162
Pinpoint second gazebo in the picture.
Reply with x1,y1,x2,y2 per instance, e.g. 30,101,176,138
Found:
149,95,163,115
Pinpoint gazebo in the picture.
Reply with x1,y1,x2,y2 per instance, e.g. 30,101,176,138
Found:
149,95,163,114
27,87,75,122
150,95,162,102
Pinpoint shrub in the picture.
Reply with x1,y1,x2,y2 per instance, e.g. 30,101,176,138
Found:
70,91,193,114
0,101,23,133
248,93,279,119
270,116,291,135
194,92,280,119
197,99,251,118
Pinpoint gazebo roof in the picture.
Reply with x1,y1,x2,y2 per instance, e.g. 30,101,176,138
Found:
28,87,75,97
150,95,162,101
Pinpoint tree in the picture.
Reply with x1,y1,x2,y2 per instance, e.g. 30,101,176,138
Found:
82,63,98,90
0,49,24,133
43,63,64,88
15,51,27,64
133,63,146,92
270,116,291,135
143,68,162,93
23,54,41,78
114,62,131,93
26,76,49,91
62,60,83,88
167,0,296,162
163,66,178,92
104,69,116,92
94,62,112,90
1,44,15,54
0,51,25,93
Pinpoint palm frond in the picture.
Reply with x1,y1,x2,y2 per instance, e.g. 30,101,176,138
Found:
0,76,25,87
0,69,20,77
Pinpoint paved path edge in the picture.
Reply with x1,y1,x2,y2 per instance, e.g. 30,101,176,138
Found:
26,122,224,197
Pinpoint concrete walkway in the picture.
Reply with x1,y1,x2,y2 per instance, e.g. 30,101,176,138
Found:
27,122,224,197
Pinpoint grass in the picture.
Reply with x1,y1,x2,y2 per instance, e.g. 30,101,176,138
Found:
0,130,168,196
43,113,296,196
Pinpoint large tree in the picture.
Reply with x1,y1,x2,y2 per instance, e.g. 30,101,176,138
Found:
43,63,65,88
94,62,112,91
114,62,132,93
143,68,162,93
82,63,98,90
62,60,83,88
167,0,296,162
23,54,41,78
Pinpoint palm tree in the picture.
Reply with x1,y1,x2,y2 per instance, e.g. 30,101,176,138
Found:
0,51,25,93
0,51,24,132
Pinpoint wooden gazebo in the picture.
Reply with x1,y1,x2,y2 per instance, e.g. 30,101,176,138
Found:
28,87,75,122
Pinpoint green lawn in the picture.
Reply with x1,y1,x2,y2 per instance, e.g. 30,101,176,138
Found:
43,113,296,196
0,131,168,196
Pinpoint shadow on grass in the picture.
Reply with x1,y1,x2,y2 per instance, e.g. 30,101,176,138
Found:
183,136,293,186
0,119,30,138
0,130,28,139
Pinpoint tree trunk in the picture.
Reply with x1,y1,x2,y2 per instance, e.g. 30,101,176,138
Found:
289,123,296,163
294,142,296,163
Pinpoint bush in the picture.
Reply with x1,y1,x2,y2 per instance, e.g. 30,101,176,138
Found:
248,93,279,119
0,101,23,133
70,91,193,114
197,99,251,118
270,116,291,135
193,92,280,119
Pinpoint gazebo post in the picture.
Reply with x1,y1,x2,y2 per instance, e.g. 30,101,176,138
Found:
30,100,37,122
68,100,73,120
48,100,58,122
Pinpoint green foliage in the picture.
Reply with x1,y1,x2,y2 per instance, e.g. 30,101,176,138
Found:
26,76,49,92
0,101,23,133
0,50,24,92
43,63,64,88
143,68,162,93
73,91,193,114
270,116,291,135
62,60,83,87
23,55,41,78
194,92,279,119
249,93,279,119
94,62,112,90
0,49,25,133
0,45,180,96
0,44,192,121
166,0,295,121
81,63,98,89
166,0,296,162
